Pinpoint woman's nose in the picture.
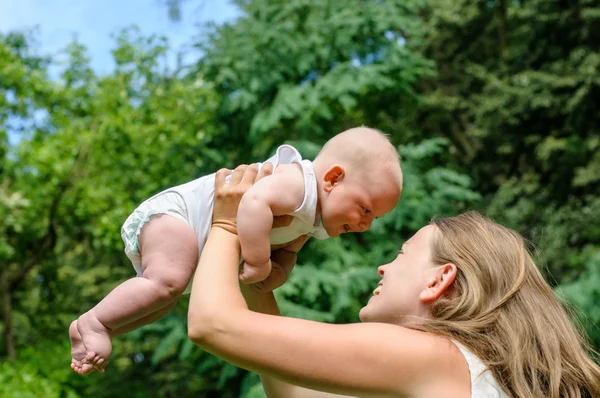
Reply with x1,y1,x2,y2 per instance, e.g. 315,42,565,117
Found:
377,264,385,277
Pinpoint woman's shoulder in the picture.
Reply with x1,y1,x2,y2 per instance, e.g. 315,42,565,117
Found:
362,325,472,397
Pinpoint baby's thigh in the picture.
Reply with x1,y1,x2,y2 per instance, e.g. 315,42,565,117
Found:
138,214,199,287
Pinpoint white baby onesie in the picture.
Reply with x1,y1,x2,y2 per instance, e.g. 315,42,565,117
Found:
120,144,328,280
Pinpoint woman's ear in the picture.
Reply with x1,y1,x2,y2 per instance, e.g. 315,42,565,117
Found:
419,263,457,303
323,165,345,193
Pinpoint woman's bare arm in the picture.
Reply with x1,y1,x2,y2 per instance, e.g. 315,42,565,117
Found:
188,230,457,398
187,166,465,398
240,286,350,398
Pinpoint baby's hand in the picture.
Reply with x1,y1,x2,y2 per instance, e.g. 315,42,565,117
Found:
251,235,308,292
251,253,294,293
239,259,272,284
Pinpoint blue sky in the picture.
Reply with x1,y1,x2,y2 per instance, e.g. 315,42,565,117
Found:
1,0,239,144
0,0,239,73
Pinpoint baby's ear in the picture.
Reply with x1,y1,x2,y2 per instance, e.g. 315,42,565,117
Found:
323,165,345,192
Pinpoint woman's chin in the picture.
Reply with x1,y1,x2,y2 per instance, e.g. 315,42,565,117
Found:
359,298,390,323
358,305,375,323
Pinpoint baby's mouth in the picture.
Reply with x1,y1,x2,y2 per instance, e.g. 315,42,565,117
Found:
344,224,351,232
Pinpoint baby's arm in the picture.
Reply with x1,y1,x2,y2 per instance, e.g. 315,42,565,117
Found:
237,164,305,284
254,234,310,292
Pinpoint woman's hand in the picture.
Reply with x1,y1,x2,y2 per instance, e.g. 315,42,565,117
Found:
212,163,274,234
212,161,296,291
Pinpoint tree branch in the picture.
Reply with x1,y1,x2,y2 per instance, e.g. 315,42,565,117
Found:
9,142,89,289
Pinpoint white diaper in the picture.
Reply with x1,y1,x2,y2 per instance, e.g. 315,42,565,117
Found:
120,190,190,276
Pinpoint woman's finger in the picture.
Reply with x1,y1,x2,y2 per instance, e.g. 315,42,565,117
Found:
229,164,248,185
256,162,274,182
215,168,232,193
241,163,260,186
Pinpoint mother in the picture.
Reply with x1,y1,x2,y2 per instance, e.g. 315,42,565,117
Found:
187,164,600,397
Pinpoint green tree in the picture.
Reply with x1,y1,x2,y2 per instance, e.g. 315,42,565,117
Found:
0,31,57,361
412,0,600,348
1,28,227,397
4,0,599,395
193,0,435,160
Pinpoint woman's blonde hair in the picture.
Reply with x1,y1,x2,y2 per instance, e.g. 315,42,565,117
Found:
406,211,600,397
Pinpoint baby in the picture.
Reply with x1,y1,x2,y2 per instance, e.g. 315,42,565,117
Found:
69,127,403,374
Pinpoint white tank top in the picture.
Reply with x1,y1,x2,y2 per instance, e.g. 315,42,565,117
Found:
452,341,510,397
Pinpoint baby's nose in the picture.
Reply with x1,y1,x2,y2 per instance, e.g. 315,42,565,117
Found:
359,218,373,232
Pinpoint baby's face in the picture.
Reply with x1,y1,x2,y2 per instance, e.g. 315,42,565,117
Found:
320,178,400,237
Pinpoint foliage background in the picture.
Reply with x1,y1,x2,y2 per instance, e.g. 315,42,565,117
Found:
1,0,598,396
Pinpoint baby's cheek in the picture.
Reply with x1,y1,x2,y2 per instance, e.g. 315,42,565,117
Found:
349,213,363,224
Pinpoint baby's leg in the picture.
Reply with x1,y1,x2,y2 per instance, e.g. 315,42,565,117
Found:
72,215,198,374
110,300,178,337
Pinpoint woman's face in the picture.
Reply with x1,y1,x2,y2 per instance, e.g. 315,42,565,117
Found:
359,225,449,324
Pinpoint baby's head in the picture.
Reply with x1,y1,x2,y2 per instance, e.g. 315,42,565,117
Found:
313,127,402,237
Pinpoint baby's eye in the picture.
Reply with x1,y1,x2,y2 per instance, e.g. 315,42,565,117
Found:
362,207,371,215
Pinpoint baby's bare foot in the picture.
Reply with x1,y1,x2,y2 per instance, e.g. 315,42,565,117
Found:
77,310,112,373
69,320,94,375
